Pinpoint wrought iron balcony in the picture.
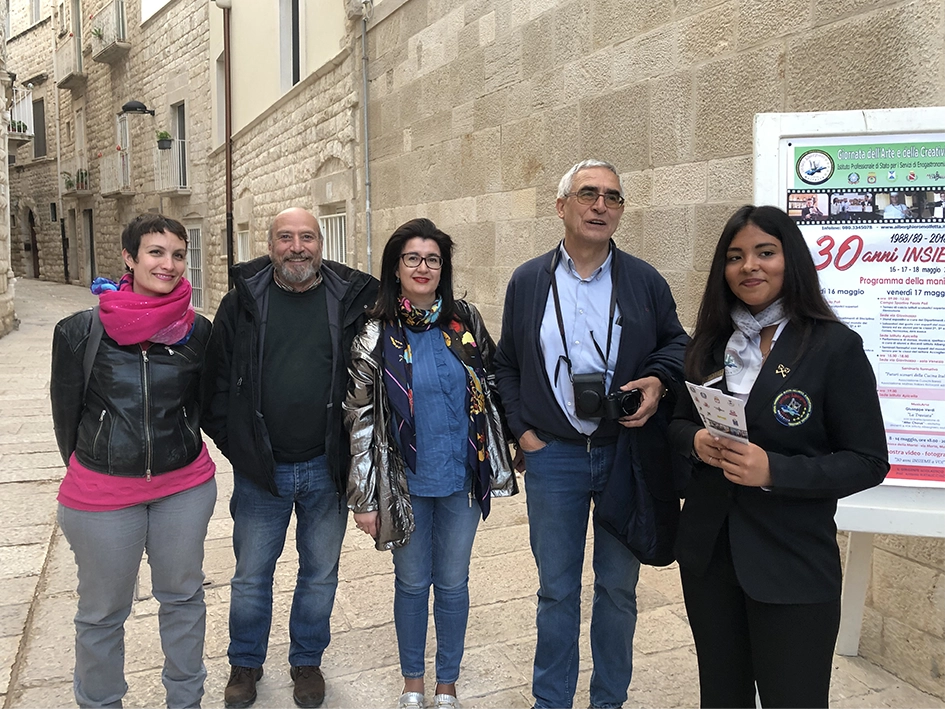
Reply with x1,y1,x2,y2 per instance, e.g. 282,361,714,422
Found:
90,0,130,65
154,142,190,195
7,87,34,146
61,155,92,196
101,150,134,197
55,35,86,89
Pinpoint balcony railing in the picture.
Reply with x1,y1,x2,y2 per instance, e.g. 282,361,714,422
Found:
55,35,86,89
101,150,133,197
90,0,130,65
61,155,92,195
154,143,190,194
7,87,34,145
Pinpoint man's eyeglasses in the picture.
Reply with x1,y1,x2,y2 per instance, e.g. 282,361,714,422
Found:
566,188,625,209
401,253,443,270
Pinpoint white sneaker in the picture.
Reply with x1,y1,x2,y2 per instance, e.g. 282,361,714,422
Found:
398,691,425,709
432,694,458,709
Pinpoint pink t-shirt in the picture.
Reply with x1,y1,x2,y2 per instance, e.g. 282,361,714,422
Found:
58,443,216,512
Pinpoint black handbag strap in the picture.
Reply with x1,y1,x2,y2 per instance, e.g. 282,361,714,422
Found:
83,306,103,397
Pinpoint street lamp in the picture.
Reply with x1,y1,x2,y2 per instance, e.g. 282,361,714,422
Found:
119,100,155,116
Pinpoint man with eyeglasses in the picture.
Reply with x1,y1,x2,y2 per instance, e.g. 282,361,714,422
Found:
495,160,688,709
202,207,378,709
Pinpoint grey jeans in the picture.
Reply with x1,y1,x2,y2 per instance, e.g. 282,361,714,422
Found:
58,478,217,708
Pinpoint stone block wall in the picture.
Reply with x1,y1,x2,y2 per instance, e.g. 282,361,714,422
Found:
356,0,945,696
361,0,945,331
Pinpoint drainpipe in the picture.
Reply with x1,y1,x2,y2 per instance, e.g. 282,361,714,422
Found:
52,31,65,280
215,0,234,289
361,2,373,273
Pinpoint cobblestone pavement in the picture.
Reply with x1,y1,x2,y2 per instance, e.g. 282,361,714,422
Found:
1,277,942,709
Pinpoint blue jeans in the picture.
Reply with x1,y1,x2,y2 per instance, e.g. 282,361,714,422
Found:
523,440,641,709
228,455,347,668
58,478,217,709
391,490,481,683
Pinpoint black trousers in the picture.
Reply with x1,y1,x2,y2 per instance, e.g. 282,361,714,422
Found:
680,527,841,709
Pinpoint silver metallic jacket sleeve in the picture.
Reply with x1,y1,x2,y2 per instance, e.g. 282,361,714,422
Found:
344,319,381,514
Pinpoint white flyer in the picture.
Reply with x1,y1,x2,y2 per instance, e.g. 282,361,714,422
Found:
685,382,750,444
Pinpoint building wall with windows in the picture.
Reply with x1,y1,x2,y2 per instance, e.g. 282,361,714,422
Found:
5,0,213,312
204,47,361,312
4,0,60,282
208,0,350,143
203,1,361,312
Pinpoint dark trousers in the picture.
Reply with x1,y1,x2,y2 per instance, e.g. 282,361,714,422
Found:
680,527,841,709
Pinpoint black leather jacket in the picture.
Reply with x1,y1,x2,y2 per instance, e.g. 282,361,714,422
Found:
50,308,212,477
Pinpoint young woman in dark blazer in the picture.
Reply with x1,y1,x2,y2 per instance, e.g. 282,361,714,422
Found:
669,205,889,708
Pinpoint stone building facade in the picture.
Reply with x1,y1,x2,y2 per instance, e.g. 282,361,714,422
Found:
4,0,944,695
5,0,213,311
206,0,944,697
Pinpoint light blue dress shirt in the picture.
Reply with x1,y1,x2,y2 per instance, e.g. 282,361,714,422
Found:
539,243,622,436
401,326,470,496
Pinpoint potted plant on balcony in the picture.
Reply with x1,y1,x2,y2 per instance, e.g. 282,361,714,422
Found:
76,169,90,190
156,130,173,150
61,171,76,191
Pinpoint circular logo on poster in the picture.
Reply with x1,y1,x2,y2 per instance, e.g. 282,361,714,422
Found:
797,150,835,185
773,390,812,427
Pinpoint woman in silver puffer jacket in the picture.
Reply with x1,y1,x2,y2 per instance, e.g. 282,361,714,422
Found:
344,218,518,709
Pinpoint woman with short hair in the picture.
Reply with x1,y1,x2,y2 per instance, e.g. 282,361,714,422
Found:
52,214,215,708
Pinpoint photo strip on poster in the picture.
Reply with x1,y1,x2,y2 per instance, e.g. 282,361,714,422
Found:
784,133,945,487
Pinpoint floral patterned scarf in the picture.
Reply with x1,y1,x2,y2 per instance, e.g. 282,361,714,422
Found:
382,297,493,509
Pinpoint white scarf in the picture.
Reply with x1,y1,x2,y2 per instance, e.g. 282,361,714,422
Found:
725,299,787,394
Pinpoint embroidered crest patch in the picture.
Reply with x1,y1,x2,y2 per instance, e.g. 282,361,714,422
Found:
773,390,812,427
724,349,743,376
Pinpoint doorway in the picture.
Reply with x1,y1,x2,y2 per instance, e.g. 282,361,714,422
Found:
27,210,40,278
83,208,96,281
67,209,80,284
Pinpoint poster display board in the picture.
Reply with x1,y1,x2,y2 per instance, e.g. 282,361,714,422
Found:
754,108,945,656
756,110,945,487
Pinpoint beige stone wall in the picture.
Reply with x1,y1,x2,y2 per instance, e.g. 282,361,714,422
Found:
357,0,945,696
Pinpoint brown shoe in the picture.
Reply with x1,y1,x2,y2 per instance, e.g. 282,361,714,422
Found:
290,665,325,708
225,665,263,708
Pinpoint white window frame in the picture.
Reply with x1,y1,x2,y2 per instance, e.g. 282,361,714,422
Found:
235,227,251,263
173,102,188,188
30,0,41,25
279,0,306,91
318,212,347,264
187,226,204,310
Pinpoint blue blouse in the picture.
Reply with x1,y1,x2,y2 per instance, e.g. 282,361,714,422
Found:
400,326,470,497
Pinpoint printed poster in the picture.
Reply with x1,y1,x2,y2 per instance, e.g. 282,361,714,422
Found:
783,133,945,487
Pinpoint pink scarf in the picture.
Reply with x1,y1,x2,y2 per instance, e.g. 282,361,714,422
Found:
97,274,196,346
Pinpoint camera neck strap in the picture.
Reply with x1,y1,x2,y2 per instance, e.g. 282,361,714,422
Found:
549,241,618,387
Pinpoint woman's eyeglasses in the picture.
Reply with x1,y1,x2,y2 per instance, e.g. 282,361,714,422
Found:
401,253,443,269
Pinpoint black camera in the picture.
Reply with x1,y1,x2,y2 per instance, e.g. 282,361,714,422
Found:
572,373,642,420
